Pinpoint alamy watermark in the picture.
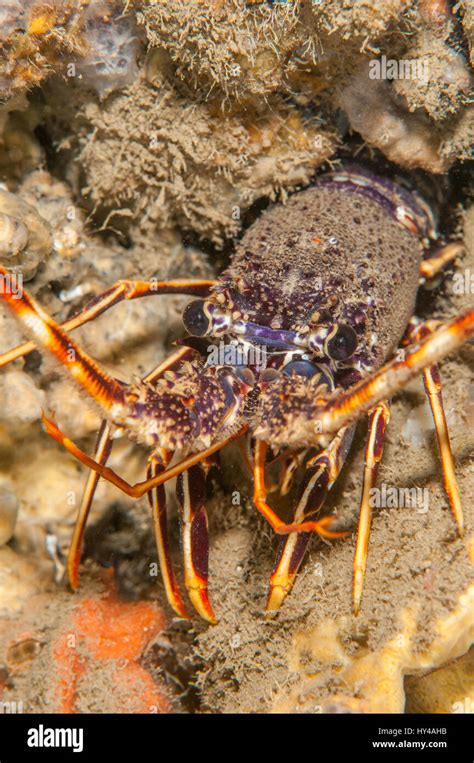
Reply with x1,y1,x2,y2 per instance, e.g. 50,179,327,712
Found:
27,724,83,753
369,55,429,83
452,698,474,714
0,700,24,713
451,268,474,294
369,484,429,514
0,271,23,300
206,340,268,372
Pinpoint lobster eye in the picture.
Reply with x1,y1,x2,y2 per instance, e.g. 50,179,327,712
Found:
282,359,319,379
326,324,358,361
182,300,210,336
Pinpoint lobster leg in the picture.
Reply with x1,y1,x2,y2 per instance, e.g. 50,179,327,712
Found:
353,401,390,614
0,267,124,410
142,346,196,383
419,241,463,283
267,426,355,612
422,364,464,535
253,443,347,536
253,439,349,536
66,420,113,590
315,308,474,442
35,307,472,509
403,321,464,535
147,451,189,619
42,414,247,498
279,450,308,497
176,464,217,624
0,271,215,367
68,349,197,593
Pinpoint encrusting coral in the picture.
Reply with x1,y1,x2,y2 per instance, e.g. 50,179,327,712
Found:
74,70,335,245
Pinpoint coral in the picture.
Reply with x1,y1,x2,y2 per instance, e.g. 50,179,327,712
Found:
310,0,411,42
0,186,52,278
0,572,172,713
406,647,474,713
393,32,472,121
73,73,335,245
0,0,143,101
337,61,449,173
271,584,474,712
74,2,143,99
134,0,306,101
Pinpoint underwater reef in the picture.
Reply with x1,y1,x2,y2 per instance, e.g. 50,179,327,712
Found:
0,0,472,715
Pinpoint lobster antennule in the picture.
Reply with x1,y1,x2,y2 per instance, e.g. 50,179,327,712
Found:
0,265,124,411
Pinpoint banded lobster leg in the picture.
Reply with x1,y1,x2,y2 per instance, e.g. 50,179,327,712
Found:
67,420,113,590
318,316,468,613
323,318,466,555
0,266,220,616
253,439,348,537
6,285,470,508
65,347,201,592
266,425,355,612
259,407,390,614
69,423,191,619
419,241,463,284
0,262,245,493
352,314,465,613
0,268,211,411
0,270,215,367
352,402,390,613
176,461,217,624
403,320,464,535
147,450,190,619
255,311,473,614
